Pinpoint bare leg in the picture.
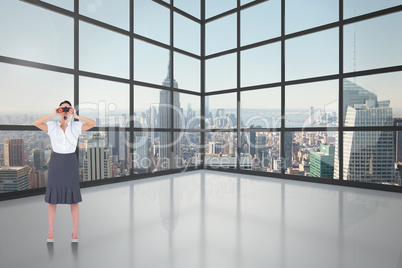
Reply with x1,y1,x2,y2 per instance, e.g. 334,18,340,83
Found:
48,204,57,239
71,203,79,239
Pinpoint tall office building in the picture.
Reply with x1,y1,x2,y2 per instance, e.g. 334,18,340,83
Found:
284,132,293,170
228,113,236,128
83,134,112,181
250,131,256,158
107,126,120,160
255,133,266,163
29,167,42,189
159,61,181,170
310,144,335,179
4,139,25,166
394,118,402,163
33,150,45,170
134,119,149,172
121,132,129,164
224,138,236,156
334,80,400,185
342,79,378,124
208,142,223,155
214,109,226,128
186,103,193,124
309,106,315,125
0,166,30,192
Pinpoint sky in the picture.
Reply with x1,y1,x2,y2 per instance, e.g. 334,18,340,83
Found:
0,0,401,116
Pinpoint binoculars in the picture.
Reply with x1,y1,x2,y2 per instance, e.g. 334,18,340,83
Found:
57,107,74,114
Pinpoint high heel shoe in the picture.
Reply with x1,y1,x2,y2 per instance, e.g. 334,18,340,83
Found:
71,231,78,243
47,229,55,242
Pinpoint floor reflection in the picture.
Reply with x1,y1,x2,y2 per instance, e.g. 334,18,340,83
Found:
2,170,402,268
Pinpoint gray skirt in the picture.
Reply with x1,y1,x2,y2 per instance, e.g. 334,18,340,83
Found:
45,151,82,204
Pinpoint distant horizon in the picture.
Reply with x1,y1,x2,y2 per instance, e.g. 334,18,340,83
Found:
5,106,402,116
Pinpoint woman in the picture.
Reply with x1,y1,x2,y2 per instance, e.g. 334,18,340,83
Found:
33,100,96,243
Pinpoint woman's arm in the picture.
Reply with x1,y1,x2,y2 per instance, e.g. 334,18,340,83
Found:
33,109,58,133
73,109,96,132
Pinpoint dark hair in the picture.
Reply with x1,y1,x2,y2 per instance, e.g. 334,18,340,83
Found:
59,100,72,107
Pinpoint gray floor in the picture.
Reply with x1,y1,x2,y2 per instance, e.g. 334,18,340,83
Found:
1,170,402,268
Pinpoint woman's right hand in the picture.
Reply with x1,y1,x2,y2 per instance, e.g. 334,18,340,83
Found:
53,107,61,117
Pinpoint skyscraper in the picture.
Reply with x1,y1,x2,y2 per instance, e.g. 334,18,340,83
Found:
334,80,400,185
186,103,193,125
107,126,120,160
250,130,256,158
255,133,267,163
310,144,335,179
33,150,45,170
342,79,378,124
83,134,112,181
159,60,181,170
284,132,293,170
0,166,30,192
309,106,315,125
4,139,25,167
214,109,226,128
134,118,149,172
394,118,402,163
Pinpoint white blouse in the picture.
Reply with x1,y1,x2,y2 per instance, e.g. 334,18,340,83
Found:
45,121,83,154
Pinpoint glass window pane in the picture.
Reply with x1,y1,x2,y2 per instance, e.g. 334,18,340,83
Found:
174,93,201,129
344,12,402,73
241,42,281,87
80,0,129,30
206,53,237,92
286,28,339,81
174,12,200,55
206,13,237,55
134,131,172,172
134,86,171,129
174,52,200,92
241,88,281,129
206,93,237,129
174,0,200,19
0,63,73,125
241,0,281,46
240,131,281,173
343,73,402,127
79,76,130,128
0,0,73,68
339,131,401,186
286,80,339,128
206,0,237,19
285,131,338,179
79,21,129,78
285,0,339,34
134,0,170,44
173,132,201,168
205,131,238,168
0,130,52,191
79,130,131,181
134,39,170,86
344,0,402,19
